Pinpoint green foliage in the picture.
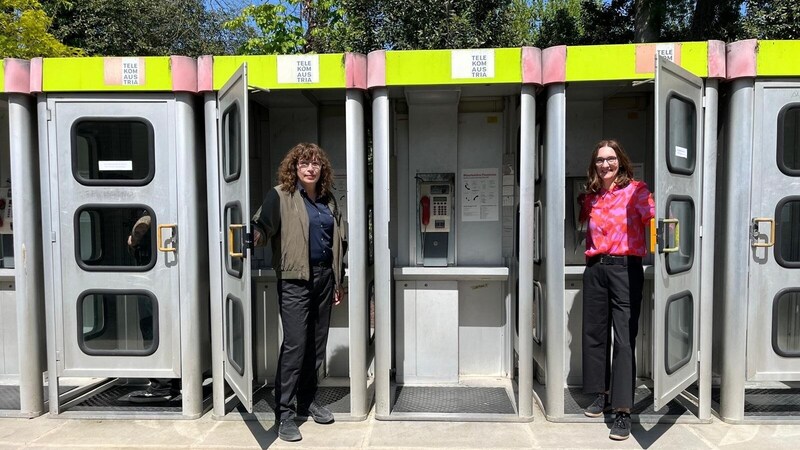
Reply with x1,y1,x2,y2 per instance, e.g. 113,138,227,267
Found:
741,0,800,39
0,0,78,57
224,1,306,54
44,0,237,57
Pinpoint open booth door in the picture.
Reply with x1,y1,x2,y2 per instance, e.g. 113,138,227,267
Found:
217,63,254,412
652,57,704,411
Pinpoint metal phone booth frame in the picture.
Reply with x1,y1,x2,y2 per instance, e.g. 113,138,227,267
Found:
0,59,47,418
534,42,723,423
200,53,371,421
717,40,800,423
35,56,210,419
370,48,543,422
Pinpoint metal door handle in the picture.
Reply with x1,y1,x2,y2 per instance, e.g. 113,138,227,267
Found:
228,224,244,258
650,218,656,254
751,217,776,248
157,224,177,253
659,218,680,253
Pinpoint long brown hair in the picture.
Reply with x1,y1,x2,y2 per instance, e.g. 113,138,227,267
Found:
585,139,635,193
277,142,334,197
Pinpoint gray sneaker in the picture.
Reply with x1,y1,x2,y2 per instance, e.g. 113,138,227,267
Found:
584,393,610,418
609,412,631,440
278,418,302,442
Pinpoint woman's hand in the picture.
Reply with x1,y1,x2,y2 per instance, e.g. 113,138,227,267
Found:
334,286,345,306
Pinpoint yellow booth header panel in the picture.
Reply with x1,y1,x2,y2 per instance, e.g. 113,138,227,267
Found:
565,42,711,81
384,48,522,86
212,54,348,90
42,57,177,92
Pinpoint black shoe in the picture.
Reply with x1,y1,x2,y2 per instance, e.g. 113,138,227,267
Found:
278,419,302,442
298,402,334,424
609,412,631,441
584,393,610,418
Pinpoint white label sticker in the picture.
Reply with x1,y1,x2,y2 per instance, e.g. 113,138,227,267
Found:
451,49,495,79
656,43,676,62
98,160,133,171
121,58,142,85
674,146,688,159
277,55,320,84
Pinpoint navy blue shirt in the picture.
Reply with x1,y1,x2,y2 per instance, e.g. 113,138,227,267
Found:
299,185,334,265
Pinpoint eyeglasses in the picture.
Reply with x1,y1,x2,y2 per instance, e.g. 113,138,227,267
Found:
595,156,618,166
298,160,321,169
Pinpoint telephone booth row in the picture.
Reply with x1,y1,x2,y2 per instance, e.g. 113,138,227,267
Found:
0,59,47,418
35,56,211,418
715,40,800,423
199,54,372,421
370,48,542,421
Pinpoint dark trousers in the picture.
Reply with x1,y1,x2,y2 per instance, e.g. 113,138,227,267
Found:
582,258,644,410
275,265,334,421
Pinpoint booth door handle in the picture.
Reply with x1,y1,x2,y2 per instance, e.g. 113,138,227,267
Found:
659,218,680,254
228,224,245,258
751,217,776,248
157,223,177,253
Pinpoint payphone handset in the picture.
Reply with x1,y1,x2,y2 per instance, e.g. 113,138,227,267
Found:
415,173,455,267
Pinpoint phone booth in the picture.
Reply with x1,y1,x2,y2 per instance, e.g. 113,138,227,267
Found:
34,56,210,418
716,40,800,423
370,48,543,421
531,42,724,423
0,59,48,418
200,53,372,421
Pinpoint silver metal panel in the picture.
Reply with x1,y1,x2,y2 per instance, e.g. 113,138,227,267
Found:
746,81,800,381
456,112,503,266
393,266,508,280
217,64,253,412
252,276,280,385
372,88,392,417
48,95,179,377
9,93,46,416
458,281,503,376
0,283,17,375
395,281,459,383
653,57,704,410
717,78,755,422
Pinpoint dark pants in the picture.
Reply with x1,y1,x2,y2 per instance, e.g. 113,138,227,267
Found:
582,257,644,410
275,265,334,421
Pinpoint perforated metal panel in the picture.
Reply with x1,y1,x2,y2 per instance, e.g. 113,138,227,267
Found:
392,386,515,414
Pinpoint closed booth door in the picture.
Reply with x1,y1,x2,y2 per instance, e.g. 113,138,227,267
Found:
47,96,180,377
747,82,800,381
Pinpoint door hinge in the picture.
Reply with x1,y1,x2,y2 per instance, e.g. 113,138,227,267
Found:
50,231,56,243
46,108,52,121
702,95,707,108
697,350,701,363
55,350,61,362
699,225,703,238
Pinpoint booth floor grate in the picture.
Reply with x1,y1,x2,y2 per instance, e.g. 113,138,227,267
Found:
564,387,690,417
68,383,211,413
240,386,351,415
687,386,800,416
0,385,76,411
391,386,516,414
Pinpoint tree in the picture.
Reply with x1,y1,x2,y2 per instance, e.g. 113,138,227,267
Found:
741,0,800,39
0,0,77,58
44,0,241,57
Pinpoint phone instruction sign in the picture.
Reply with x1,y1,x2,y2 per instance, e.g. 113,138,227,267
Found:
461,168,499,222
451,49,495,79
278,55,320,84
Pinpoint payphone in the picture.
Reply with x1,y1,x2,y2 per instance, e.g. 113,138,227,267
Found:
416,173,454,267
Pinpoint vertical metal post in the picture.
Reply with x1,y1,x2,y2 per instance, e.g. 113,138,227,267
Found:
9,94,46,417
372,88,392,418
175,94,204,418
518,85,536,419
203,92,226,417
544,84,567,418
719,78,754,422
699,79,719,422
345,89,368,419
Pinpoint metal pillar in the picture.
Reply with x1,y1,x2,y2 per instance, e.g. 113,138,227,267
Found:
9,93,46,417
719,78,755,422
372,88,391,418
345,88,368,419
544,84,567,418
518,85,536,419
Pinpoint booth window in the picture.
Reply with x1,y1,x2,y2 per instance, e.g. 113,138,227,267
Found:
222,102,242,182
778,105,800,176
72,119,155,186
665,292,693,375
776,197,800,268
665,197,695,274
772,289,800,356
666,95,697,175
226,294,245,376
224,202,244,278
78,290,158,356
75,205,156,272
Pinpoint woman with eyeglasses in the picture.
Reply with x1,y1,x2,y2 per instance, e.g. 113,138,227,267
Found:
578,139,654,441
251,142,346,442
